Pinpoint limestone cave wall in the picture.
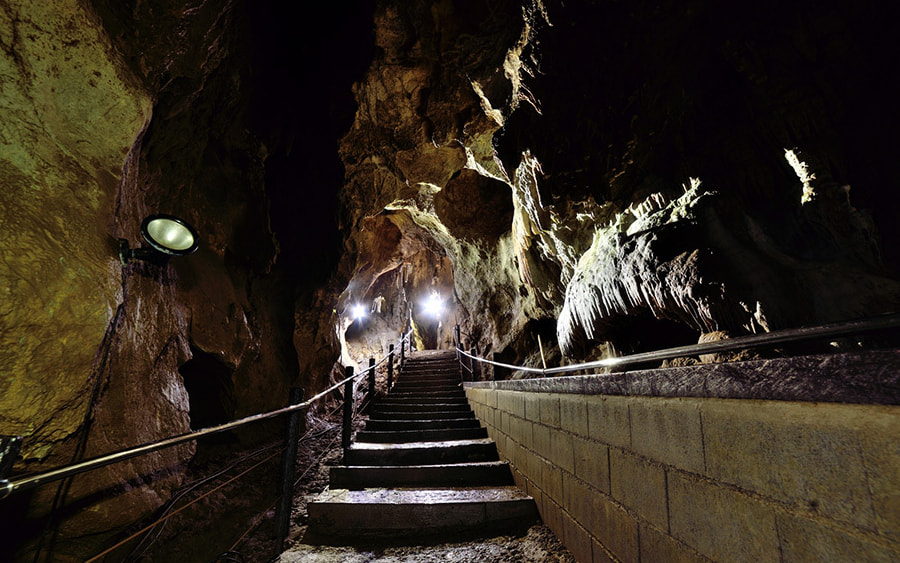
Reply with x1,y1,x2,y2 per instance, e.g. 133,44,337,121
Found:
336,0,900,366
2,0,899,560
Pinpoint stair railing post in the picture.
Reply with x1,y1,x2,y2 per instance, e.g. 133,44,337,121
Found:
400,336,406,368
455,325,463,381
342,366,354,449
387,344,395,391
366,357,376,412
276,387,305,552
470,347,478,381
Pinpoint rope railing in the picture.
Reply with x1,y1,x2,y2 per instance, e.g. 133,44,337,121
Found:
2,327,414,561
455,312,900,379
0,328,413,501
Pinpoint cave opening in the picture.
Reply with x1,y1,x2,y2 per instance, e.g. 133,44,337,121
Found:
178,347,236,432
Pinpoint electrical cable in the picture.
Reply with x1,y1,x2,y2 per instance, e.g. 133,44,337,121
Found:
225,425,341,555
84,450,281,562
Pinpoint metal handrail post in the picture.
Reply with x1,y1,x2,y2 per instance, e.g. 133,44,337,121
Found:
400,337,406,368
366,358,376,413
387,344,395,391
455,325,463,380
342,367,354,449
470,348,477,381
275,387,304,551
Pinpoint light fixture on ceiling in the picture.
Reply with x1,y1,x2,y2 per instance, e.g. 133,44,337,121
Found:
119,214,199,265
351,303,366,320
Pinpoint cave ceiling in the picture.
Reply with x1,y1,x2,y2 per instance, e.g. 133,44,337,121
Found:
2,0,900,558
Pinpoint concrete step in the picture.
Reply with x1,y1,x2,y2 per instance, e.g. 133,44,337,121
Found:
376,397,469,406
385,390,465,399
364,418,480,431
394,376,460,385
305,486,538,543
368,409,475,420
389,385,462,394
371,402,471,414
344,438,499,466
328,461,515,489
355,426,488,443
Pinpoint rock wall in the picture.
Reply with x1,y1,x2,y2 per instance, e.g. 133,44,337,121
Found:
336,0,900,365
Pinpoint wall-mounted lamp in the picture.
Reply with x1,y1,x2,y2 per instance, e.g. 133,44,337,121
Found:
119,214,199,265
351,303,366,320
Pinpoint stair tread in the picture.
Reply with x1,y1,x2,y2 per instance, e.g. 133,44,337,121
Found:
312,485,531,505
349,437,494,450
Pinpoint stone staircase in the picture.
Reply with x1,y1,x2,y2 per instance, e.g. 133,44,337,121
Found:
304,349,538,543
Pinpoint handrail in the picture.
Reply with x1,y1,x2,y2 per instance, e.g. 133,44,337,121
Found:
456,312,900,378
0,329,414,500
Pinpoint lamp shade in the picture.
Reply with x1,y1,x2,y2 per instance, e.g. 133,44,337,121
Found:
140,214,199,256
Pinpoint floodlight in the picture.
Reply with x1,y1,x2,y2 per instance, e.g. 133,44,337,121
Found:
422,292,443,318
119,214,199,265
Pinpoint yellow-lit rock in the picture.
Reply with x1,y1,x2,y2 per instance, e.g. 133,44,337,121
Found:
0,0,152,460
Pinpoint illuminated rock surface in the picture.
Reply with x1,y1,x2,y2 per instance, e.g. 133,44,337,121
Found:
1,0,898,560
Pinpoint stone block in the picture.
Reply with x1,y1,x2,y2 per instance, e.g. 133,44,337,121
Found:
702,399,876,530
563,472,593,529
562,511,594,563
524,393,542,423
593,539,617,563
484,389,498,408
629,397,704,473
498,391,526,418
541,457,564,504
500,411,510,434
560,394,588,437
588,493,639,563
574,436,610,494
550,430,575,474
777,511,900,562
586,395,632,449
542,496,565,543
509,415,533,449
533,421,552,460
639,523,708,563
540,394,562,428
857,406,900,542
668,471,779,563
609,449,668,530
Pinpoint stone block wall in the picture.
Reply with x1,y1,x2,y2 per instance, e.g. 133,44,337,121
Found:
464,352,900,562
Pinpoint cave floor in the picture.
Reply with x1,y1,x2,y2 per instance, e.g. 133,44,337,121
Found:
277,523,575,562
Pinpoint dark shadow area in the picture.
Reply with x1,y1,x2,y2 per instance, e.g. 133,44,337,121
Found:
179,347,236,432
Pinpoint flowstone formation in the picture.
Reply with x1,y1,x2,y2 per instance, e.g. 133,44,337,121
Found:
338,0,900,366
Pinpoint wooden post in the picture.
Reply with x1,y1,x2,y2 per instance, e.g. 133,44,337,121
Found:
387,344,395,391
470,347,478,381
342,367,354,449
276,387,305,551
366,357,376,412
400,337,406,368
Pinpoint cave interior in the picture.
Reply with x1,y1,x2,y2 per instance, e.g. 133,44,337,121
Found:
1,0,898,560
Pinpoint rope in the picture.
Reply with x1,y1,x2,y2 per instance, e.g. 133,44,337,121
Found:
84,450,281,562
225,426,341,554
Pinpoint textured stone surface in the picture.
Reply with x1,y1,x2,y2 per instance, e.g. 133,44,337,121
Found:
466,349,900,404
0,0,152,460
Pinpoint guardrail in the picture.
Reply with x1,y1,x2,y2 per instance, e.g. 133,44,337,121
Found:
454,312,900,379
0,329,413,560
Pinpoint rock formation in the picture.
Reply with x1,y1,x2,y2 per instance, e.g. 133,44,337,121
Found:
1,0,898,559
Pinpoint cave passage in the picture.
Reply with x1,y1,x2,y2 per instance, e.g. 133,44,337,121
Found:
178,347,236,431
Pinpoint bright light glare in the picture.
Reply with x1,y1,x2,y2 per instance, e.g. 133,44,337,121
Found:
351,304,366,320
423,293,443,318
